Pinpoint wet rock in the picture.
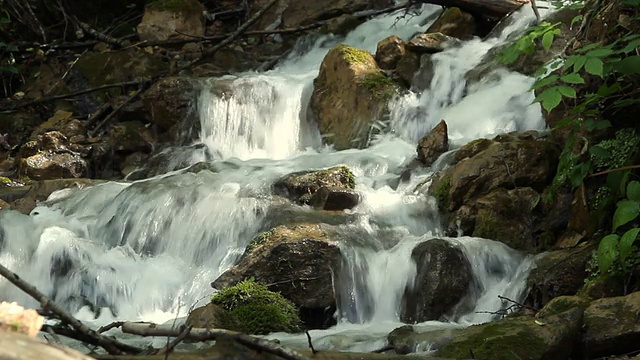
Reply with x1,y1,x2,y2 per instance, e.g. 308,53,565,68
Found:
17,132,88,181
185,303,230,329
426,7,476,39
472,187,541,252
583,291,640,358
525,243,595,309
310,45,402,150
308,186,361,211
109,121,155,153
272,166,355,205
325,14,363,35
417,120,449,166
536,295,591,319
137,0,206,41
405,33,461,54
262,199,358,230
401,239,472,323
388,325,464,354
212,224,341,327
395,51,420,86
0,199,9,210
375,36,406,70
141,77,200,144
7,178,98,214
120,152,150,178
434,307,584,360
32,110,86,139
0,329,94,360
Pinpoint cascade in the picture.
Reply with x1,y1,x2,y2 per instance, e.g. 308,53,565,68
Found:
0,1,552,351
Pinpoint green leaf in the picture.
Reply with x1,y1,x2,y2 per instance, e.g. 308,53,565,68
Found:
573,56,587,72
621,39,640,54
571,15,583,28
542,31,555,51
619,228,640,265
627,181,640,202
585,58,604,77
598,234,620,274
560,73,585,84
615,56,640,75
589,145,611,158
532,75,559,89
613,200,640,231
0,17,10,25
578,43,602,53
586,48,614,58
535,88,563,112
557,85,577,98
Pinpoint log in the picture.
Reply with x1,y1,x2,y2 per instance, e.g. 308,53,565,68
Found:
417,0,531,18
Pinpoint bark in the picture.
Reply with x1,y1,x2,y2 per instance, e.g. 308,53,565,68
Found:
417,0,531,18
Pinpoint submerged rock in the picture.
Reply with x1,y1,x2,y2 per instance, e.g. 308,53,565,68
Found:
416,120,449,166
272,166,356,206
405,33,461,54
6,178,98,214
583,291,640,358
211,224,342,327
310,44,402,150
401,239,472,323
308,186,361,211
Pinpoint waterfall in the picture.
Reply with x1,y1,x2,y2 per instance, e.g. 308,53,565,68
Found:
0,1,553,351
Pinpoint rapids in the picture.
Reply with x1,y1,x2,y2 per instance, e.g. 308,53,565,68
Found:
0,1,553,353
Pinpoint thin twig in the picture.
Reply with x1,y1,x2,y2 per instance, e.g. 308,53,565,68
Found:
530,0,541,23
97,321,124,334
0,263,143,355
151,325,192,356
305,330,317,354
89,86,146,137
588,164,640,178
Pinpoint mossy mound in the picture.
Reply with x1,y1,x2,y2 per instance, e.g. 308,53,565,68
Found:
211,279,302,335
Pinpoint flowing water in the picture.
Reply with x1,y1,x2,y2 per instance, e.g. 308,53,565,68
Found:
0,2,552,353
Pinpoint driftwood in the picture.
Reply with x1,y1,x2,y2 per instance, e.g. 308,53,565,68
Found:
0,263,143,355
416,0,531,18
119,322,309,360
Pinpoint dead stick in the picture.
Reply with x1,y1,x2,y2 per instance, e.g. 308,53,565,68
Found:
75,19,126,48
97,321,125,334
180,0,279,71
588,164,640,178
0,263,143,355
305,330,317,354
4,79,149,111
89,86,145,137
121,322,309,360
151,325,193,355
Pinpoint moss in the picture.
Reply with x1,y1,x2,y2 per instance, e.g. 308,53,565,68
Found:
246,228,276,253
360,73,398,101
473,212,502,240
434,176,451,211
211,279,302,335
537,296,590,318
437,321,548,360
0,177,11,185
338,45,374,65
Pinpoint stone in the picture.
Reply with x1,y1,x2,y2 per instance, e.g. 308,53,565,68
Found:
17,132,88,181
405,33,461,54
583,291,640,358
434,307,584,360
308,186,361,211
426,7,476,39
185,303,230,329
272,166,355,205
212,224,342,327
417,120,449,166
0,111,41,150
525,243,595,309
536,295,591,319
32,110,86,139
109,121,155,154
141,77,200,143
375,36,406,70
472,187,541,252
137,0,206,42
401,239,472,323
309,45,402,150
262,199,358,230
0,199,8,210
325,14,363,35
7,179,98,214
0,329,94,360
395,51,420,87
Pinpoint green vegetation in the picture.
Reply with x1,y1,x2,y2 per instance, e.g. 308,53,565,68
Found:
211,279,302,335
338,45,375,65
361,72,398,100
433,176,451,211
245,228,275,253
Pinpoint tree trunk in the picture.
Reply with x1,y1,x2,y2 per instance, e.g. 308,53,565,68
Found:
418,0,531,18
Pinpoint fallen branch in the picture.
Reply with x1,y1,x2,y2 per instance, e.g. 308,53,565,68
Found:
305,330,317,354
180,0,279,71
120,322,309,360
149,325,192,356
2,79,150,111
75,19,127,49
588,164,640,178
89,86,146,137
97,321,124,334
0,263,143,355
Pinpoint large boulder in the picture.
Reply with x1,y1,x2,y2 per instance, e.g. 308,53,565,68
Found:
525,243,595,309
401,239,472,323
426,7,476,39
375,36,406,70
137,0,206,41
405,33,461,54
211,224,342,327
416,120,449,166
435,307,583,359
310,45,402,150
583,291,640,358
272,166,356,206
17,132,88,181
109,121,155,154
141,77,200,144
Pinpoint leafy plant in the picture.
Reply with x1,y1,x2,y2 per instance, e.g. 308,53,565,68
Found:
500,21,561,65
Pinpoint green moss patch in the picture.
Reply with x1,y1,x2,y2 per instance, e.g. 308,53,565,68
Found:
361,73,398,100
211,279,302,335
434,176,451,210
338,45,375,65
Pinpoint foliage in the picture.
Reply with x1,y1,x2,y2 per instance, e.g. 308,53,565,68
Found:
211,278,301,335
0,4,18,75
500,21,561,66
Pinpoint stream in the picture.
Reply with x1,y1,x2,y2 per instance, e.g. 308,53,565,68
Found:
0,2,552,353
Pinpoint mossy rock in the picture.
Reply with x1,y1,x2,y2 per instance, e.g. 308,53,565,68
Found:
211,279,302,335
536,296,590,318
272,166,356,205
